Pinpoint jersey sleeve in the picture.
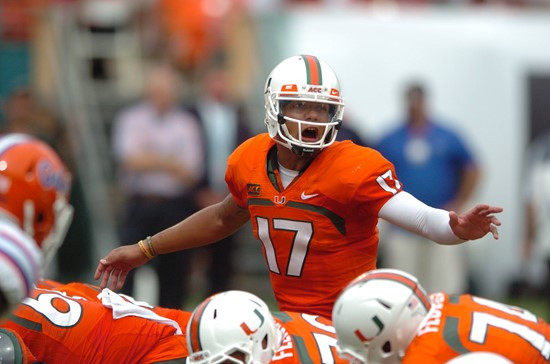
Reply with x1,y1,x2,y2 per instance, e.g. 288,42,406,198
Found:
354,149,403,215
225,136,261,209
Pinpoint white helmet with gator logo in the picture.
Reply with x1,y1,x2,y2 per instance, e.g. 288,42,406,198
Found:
332,269,431,364
187,290,281,364
264,55,345,155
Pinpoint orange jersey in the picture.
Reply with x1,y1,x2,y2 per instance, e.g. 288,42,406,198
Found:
0,283,191,363
226,134,401,317
272,311,347,364
404,292,550,363
34,279,191,326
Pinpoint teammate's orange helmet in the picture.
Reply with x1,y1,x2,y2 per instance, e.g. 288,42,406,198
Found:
0,134,73,266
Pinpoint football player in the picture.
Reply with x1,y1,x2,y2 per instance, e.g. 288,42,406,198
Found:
332,268,550,363
0,134,73,319
187,290,346,364
95,55,502,319
0,281,190,363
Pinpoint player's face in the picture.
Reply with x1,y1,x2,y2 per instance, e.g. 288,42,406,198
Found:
282,101,330,143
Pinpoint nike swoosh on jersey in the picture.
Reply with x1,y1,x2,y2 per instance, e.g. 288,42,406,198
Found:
301,192,319,200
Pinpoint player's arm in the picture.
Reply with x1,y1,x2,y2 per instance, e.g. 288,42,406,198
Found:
95,194,250,290
379,191,502,244
153,193,250,254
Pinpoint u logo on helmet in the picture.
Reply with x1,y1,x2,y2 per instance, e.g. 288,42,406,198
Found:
354,315,384,343
240,308,265,335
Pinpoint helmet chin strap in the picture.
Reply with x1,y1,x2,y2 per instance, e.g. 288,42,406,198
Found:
290,144,315,157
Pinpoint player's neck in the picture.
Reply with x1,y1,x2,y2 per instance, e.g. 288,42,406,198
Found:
276,145,316,171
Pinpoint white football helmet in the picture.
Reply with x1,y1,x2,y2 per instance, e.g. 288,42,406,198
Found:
332,269,432,364
187,290,281,364
264,55,344,155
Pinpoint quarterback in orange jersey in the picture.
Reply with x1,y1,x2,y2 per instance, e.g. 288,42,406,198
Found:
332,269,550,364
0,282,191,364
95,55,502,318
186,290,346,364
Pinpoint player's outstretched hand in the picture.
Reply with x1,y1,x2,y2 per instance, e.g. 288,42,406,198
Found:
449,204,503,241
94,244,150,291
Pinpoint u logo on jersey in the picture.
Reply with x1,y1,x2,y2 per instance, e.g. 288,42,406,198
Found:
274,195,286,204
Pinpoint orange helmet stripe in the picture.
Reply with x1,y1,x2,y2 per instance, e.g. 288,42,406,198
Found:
188,295,214,352
302,54,322,85
353,271,431,311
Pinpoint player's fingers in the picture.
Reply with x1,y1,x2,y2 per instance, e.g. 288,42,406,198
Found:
93,261,105,280
490,216,501,226
477,205,503,216
490,225,499,240
109,270,118,291
100,265,114,289
474,204,490,213
117,270,128,291
109,270,120,291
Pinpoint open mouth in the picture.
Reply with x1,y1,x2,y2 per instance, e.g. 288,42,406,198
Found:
301,127,319,142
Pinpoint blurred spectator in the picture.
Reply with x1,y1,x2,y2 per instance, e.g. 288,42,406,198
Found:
521,132,550,301
191,64,253,296
376,82,480,294
151,0,259,100
0,0,35,43
1,87,94,282
153,0,230,76
111,63,204,308
1,88,60,144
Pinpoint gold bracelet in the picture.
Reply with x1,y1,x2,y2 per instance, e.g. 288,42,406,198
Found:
138,240,154,260
146,236,157,257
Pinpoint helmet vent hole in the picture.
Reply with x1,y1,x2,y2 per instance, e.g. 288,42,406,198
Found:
382,341,392,353
36,211,45,223
376,299,392,309
213,309,217,319
261,334,268,349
